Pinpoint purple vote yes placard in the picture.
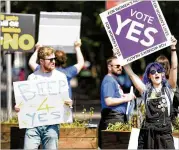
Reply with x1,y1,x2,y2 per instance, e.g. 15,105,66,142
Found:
107,1,166,58
100,0,171,65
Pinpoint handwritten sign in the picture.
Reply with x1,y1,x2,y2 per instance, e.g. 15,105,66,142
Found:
13,79,72,129
38,12,81,53
100,0,171,66
0,13,35,52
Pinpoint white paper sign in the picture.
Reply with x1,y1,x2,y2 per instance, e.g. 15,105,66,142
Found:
128,128,140,149
38,12,81,53
126,86,133,115
13,79,72,129
174,137,179,149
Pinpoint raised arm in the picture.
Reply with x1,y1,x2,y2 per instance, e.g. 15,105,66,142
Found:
168,35,178,89
123,64,146,95
73,39,85,73
28,43,41,71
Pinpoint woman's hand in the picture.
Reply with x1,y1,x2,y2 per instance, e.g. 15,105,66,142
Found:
170,35,177,50
74,39,82,48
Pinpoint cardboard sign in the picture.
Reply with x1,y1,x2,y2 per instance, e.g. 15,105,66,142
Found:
128,128,140,149
0,13,35,52
38,12,81,53
13,79,72,129
174,137,179,149
100,0,171,66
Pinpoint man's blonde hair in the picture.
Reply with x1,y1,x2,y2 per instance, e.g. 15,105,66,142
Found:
38,46,55,60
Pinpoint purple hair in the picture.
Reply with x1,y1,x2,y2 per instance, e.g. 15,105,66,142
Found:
143,62,167,85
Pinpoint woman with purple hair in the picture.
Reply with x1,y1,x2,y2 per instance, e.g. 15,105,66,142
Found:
124,60,177,149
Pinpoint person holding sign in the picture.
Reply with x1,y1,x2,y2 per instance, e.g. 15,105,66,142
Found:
98,56,135,148
124,53,177,149
28,39,84,98
15,46,72,149
155,36,179,122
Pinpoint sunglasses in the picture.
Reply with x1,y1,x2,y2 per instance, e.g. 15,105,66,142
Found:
111,65,121,68
149,69,163,75
43,57,56,62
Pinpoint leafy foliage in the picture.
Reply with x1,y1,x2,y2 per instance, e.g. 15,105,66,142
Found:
1,115,18,124
173,117,179,132
106,113,139,132
131,113,138,128
61,107,94,128
106,122,132,132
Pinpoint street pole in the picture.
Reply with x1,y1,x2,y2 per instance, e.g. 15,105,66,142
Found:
6,0,12,120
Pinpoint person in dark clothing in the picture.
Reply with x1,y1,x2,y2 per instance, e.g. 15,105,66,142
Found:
155,35,179,122
98,56,135,148
124,61,177,149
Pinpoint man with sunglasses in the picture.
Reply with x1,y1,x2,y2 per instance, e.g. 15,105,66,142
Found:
98,56,135,148
28,39,84,98
15,46,72,149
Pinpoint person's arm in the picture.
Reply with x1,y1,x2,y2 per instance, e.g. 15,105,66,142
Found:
105,93,135,106
73,39,84,73
123,64,146,95
102,81,135,107
169,35,178,89
28,43,41,71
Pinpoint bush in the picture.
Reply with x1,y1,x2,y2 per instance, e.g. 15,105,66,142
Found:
173,117,179,132
1,115,18,124
106,122,132,132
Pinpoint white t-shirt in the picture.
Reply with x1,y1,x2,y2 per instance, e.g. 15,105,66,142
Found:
28,68,68,82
